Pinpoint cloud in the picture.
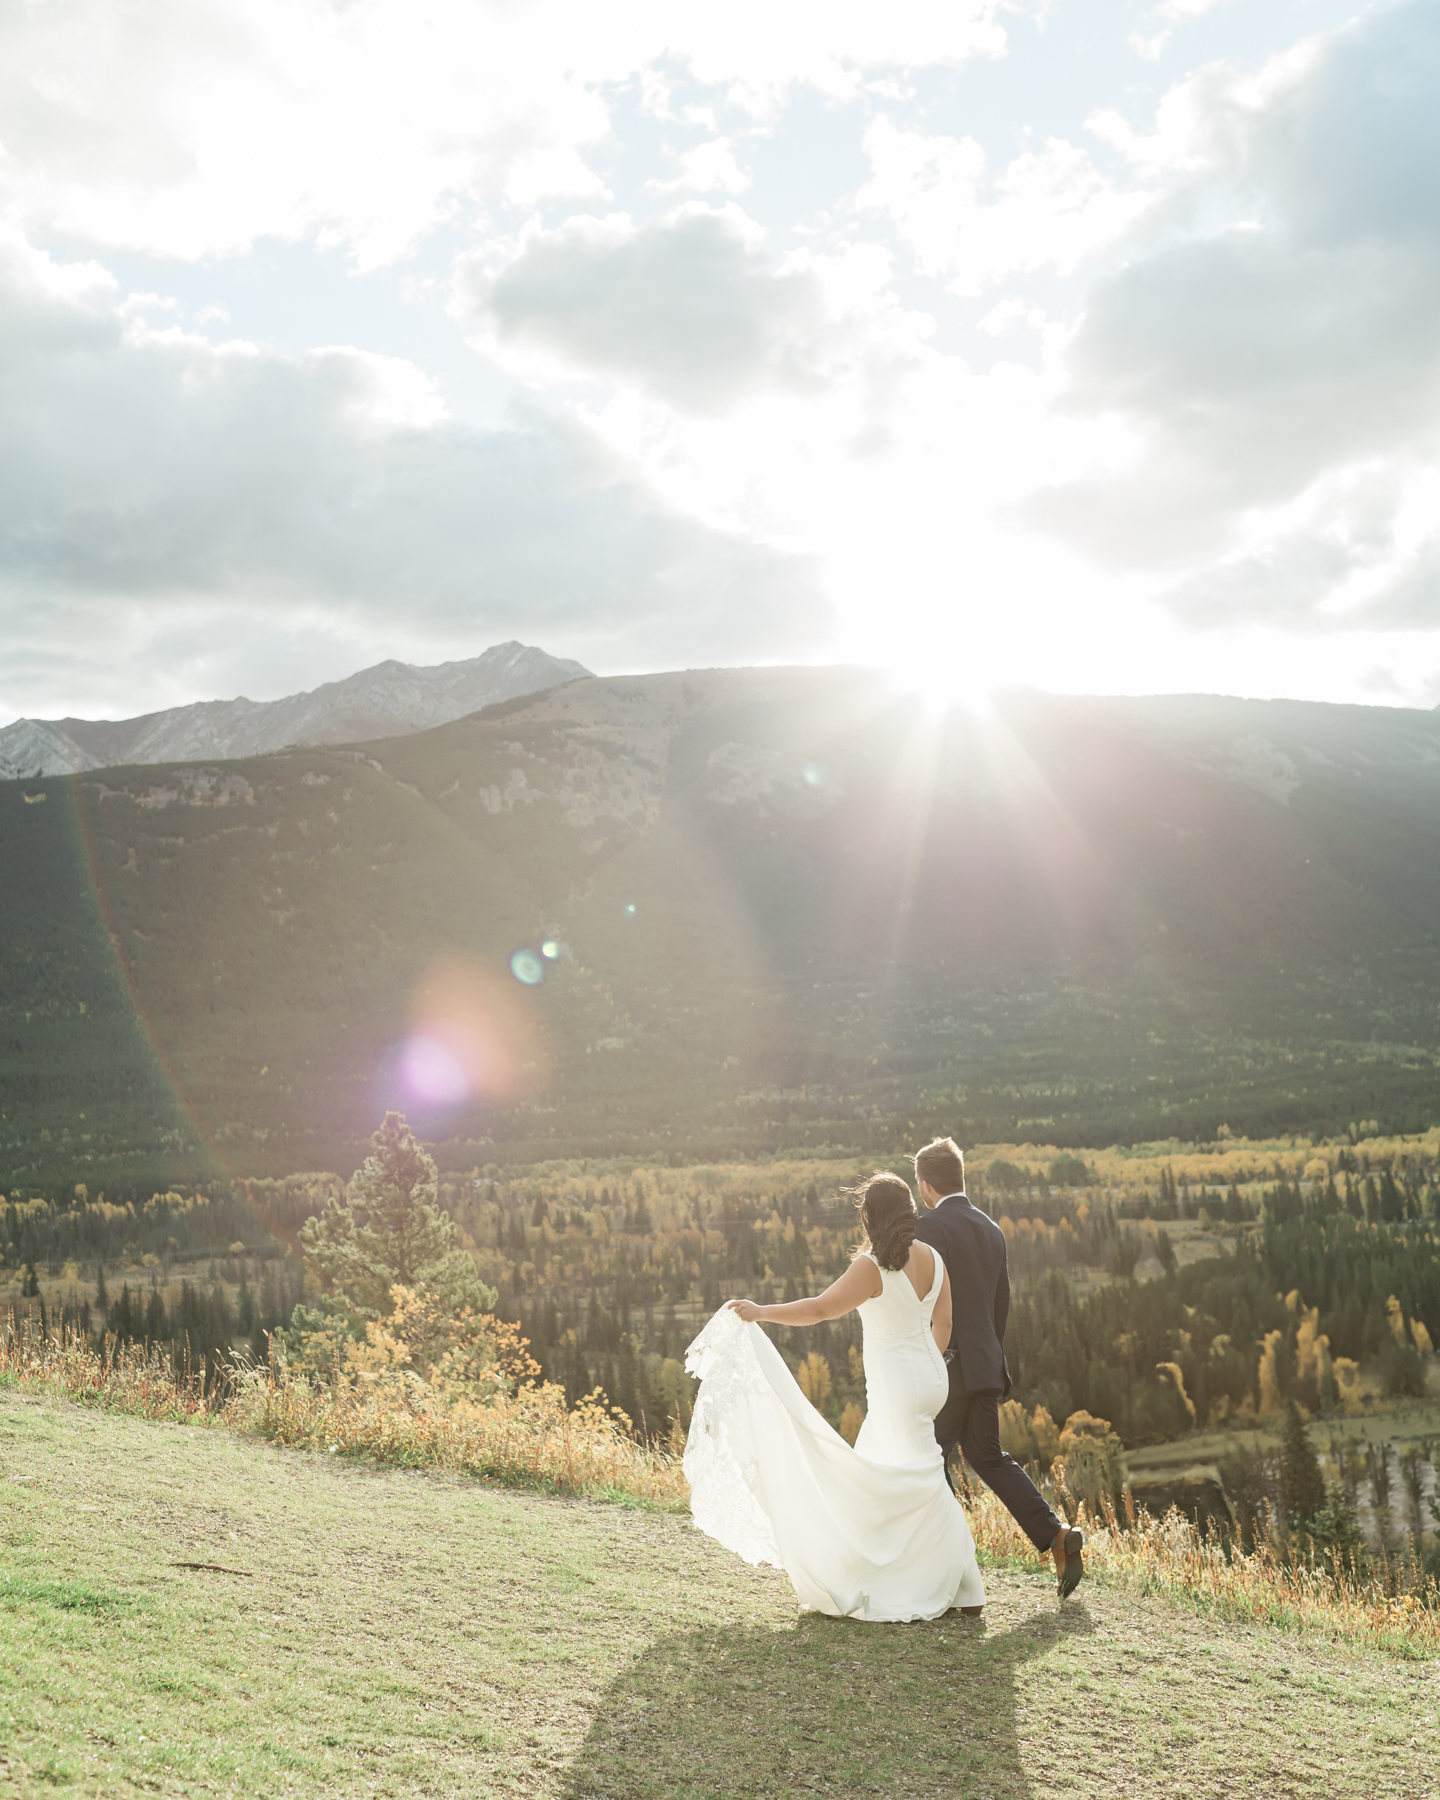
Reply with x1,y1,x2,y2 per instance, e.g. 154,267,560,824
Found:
1130,0,1235,59
463,209,831,412
1026,1,1440,581
856,117,1151,296
0,0,612,266
1027,229,1440,566
1357,536,1440,633
0,0,1013,267
1162,531,1371,631
1244,7,1440,252
649,139,750,195
0,231,830,699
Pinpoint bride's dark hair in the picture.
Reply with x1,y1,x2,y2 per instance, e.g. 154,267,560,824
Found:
849,1173,918,1272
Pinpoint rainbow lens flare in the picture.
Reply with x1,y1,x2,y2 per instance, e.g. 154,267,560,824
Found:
509,948,546,986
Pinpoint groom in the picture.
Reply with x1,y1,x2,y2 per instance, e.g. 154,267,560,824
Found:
912,1136,1084,1598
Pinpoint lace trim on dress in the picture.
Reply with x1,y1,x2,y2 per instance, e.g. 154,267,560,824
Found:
683,1309,783,1567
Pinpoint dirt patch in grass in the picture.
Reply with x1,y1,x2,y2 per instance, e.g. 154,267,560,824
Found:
2,1390,1438,1798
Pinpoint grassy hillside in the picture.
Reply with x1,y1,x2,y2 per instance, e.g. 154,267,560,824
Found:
4,670,1440,1188
3,1388,1436,1799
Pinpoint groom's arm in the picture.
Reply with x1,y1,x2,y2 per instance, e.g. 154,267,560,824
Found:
994,1241,1011,1344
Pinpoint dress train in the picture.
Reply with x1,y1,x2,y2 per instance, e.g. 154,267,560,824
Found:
683,1259,984,1622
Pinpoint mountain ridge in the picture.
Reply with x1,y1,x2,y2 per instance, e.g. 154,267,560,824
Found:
0,640,590,780
3,666,1440,1189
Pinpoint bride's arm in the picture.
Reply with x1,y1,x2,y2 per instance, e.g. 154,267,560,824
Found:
726,1256,881,1326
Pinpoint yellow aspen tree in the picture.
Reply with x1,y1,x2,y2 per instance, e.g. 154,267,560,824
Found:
1156,1361,1197,1427
797,1352,832,1409
1258,1328,1286,1414
1030,1406,1061,1466
1295,1302,1328,1395
1317,1337,1338,1412
998,1399,1036,1463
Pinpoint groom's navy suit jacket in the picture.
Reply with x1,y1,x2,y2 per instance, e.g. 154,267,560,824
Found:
914,1193,1062,1552
914,1193,1013,1397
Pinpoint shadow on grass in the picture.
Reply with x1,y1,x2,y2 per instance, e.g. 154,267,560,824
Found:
564,1599,1094,1800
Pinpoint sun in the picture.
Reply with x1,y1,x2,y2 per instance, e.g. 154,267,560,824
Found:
881,659,1001,724
848,601,1013,724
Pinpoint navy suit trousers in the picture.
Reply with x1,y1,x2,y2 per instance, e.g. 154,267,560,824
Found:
935,1363,1063,1553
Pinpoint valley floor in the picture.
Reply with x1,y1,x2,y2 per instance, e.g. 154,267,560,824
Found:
1,1391,1437,1799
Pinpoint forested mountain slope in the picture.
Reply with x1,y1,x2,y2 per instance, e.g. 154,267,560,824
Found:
4,668,1439,1190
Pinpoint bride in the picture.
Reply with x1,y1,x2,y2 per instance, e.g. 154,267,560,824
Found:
684,1173,985,1621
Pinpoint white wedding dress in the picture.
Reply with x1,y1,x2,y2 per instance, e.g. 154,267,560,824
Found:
683,1251,985,1621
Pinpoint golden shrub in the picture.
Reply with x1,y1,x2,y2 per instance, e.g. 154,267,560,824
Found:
797,1352,833,1410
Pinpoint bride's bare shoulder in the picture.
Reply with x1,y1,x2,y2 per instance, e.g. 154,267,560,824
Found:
901,1240,936,1294
848,1249,885,1294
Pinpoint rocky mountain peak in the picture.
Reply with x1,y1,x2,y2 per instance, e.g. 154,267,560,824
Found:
0,642,591,780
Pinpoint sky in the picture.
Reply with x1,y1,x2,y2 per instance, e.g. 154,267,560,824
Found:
3,0,1439,724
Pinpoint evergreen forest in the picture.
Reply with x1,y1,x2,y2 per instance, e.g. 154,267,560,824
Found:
6,1136,1437,1456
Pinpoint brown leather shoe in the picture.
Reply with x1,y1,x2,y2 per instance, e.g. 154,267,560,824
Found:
1057,1528,1085,1599
959,1605,984,1616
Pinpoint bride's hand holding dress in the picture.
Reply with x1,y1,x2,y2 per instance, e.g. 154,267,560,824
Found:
723,1251,882,1328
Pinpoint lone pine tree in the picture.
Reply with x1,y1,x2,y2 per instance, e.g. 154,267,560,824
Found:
299,1112,495,1319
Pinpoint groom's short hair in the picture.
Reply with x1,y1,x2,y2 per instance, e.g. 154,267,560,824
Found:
915,1137,965,1197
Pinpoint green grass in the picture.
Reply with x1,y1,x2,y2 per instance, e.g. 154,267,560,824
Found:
3,1391,1438,1798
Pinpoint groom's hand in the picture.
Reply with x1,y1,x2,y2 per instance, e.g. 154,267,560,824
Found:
727,1298,763,1321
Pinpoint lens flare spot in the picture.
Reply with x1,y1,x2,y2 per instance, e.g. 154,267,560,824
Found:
540,939,561,960
400,1034,470,1107
622,902,637,918
802,761,827,788
510,948,546,986
389,952,549,1120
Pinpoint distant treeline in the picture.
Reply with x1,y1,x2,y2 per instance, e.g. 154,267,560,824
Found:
1009,1210,1439,1443
458,1059,1440,1181
2,1185,285,1271
2,1182,300,1391
7,1257,303,1393
6,1152,1437,1447
442,1167,1147,1438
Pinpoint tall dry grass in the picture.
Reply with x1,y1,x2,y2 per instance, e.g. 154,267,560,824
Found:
0,1315,687,1506
3,1314,1435,1653
954,1461,1440,1657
